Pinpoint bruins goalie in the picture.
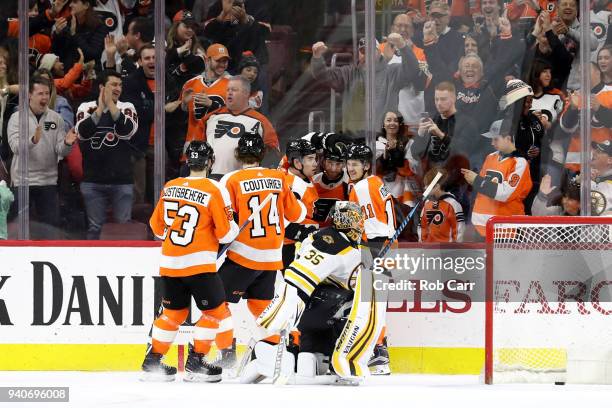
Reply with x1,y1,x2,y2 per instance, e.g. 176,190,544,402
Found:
240,201,387,385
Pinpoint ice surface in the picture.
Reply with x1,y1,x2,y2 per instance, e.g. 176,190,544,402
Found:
1,371,611,408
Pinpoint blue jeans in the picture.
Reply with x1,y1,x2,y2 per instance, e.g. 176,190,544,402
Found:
80,182,133,240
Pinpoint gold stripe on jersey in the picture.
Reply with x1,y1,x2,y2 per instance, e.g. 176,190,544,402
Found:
291,262,322,285
259,285,288,329
285,269,316,296
346,284,377,376
338,247,354,256
333,269,363,376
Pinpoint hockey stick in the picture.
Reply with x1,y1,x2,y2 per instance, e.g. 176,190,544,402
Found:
218,191,274,258
376,172,443,259
234,337,257,378
272,328,290,385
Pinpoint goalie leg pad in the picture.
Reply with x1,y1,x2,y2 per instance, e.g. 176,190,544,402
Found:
331,269,386,378
297,352,330,377
256,282,305,333
239,341,295,384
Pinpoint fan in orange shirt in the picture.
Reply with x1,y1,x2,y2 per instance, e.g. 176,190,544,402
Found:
462,119,533,237
180,43,231,149
141,140,239,383
418,168,465,242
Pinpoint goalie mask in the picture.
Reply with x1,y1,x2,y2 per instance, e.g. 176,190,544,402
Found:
331,201,364,243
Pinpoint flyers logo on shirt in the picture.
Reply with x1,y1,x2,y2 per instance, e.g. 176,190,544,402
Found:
592,22,607,39
96,11,118,31
426,210,445,226
43,122,57,131
214,120,246,139
485,170,504,184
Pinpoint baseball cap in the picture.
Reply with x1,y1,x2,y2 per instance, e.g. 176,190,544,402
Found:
173,10,197,26
429,1,450,14
482,119,513,139
592,139,612,156
206,43,230,61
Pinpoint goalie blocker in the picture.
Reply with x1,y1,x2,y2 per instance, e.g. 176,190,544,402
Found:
240,201,386,384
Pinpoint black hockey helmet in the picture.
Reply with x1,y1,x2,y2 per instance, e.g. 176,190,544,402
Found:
286,139,316,165
237,132,265,157
186,140,214,169
346,143,373,164
323,143,346,162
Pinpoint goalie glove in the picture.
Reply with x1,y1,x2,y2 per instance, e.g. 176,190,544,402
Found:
284,223,318,241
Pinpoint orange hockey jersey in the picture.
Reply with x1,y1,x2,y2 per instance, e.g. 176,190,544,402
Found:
283,170,319,244
471,151,533,236
312,171,349,227
349,175,396,240
181,74,229,144
150,177,239,277
419,193,465,242
221,167,307,270
506,0,557,20
562,84,612,173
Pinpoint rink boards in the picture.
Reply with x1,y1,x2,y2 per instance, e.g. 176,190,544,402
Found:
0,242,487,374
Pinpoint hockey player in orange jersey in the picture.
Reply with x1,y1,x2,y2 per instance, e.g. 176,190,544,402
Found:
142,141,239,383
312,144,350,227
418,168,465,242
215,133,307,368
461,119,533,237
346,143,395,375
282,138,320,268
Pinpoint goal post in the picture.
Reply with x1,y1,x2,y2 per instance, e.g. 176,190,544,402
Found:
485,216,612,384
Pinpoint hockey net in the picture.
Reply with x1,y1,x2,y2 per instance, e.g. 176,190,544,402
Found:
485,216,612,384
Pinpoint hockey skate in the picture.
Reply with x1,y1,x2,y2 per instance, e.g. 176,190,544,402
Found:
210,339,237,370
368,343,391,376
141,350,177,382
184,347,223,383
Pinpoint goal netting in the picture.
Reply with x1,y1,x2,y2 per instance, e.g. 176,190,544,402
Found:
485,216,612,384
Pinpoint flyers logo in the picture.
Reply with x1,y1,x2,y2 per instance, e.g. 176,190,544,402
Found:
485,170,504,184
591,22,607,39
43,122,57,131
96,11,118,31
426,210,444,225
80,127,119,149
509,174,520,187
214,120,245,139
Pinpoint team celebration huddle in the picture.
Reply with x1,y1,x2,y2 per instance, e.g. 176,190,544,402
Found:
141,130,418,385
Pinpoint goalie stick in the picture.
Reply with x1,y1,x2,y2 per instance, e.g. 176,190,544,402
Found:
376,172,442,259
272,328,290,385
266,174,443,385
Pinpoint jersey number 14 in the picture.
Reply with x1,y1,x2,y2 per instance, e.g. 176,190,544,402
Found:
248,193,281,237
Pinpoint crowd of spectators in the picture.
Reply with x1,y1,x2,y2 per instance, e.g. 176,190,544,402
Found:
0,0,609,242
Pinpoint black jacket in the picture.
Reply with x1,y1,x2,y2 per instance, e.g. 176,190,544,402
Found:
122,67,154,156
